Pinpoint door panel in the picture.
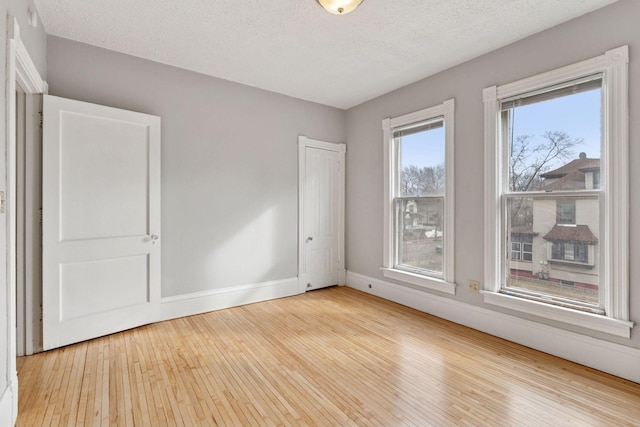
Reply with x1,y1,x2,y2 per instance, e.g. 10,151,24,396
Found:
59,112,149,240
42,95,161,350
60,255,149,321
303,146,339,290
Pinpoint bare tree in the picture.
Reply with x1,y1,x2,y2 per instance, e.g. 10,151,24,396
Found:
510,131,582,192
509,131,583,227
401,164,445,196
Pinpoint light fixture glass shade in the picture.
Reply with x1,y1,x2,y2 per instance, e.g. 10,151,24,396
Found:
316,0,364,15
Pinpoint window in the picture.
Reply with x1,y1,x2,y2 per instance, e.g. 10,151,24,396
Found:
483,46,632,337
502,70,603,302
511,234,533,262
551,241,588,263
383,99,455,294
592,170,600,189
503,77,601,306
556,199,575,224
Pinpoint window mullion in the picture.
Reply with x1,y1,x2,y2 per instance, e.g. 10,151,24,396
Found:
503,190,602,198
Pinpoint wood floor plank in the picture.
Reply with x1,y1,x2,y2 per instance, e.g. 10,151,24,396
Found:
16,287,640,426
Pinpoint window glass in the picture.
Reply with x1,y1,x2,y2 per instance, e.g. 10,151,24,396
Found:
502,79,602,309
394,122,445,276
398,123,445,197
396,198,444,274
505,78,602,192
556,199,576,224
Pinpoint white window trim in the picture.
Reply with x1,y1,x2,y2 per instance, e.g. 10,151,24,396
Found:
383,99,455,295
483,46,633,338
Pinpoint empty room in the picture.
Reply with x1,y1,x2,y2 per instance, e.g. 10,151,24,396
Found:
2,0,640,425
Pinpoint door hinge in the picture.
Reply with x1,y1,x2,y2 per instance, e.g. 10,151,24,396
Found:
0,191,5,214
38,111,43,129
39,208,43,224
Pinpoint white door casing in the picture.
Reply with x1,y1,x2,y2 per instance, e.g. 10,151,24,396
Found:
42,95,161,350
5,17,48,426
15,88,43,357
298,136,345,292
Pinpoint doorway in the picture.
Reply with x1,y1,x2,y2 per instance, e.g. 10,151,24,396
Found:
297,136,345,292
14,83,43,358
5,16,47,425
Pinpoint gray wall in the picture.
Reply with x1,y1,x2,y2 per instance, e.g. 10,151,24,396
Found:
0,0,46,400
345,0,640,348
46,37,345,298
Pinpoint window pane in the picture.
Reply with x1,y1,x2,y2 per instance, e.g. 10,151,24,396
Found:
564,242,575,260
397,198,443,274
522,242,533,262
398,122,445,197
556,199,576,224
504,79,602,192
505,196,600,306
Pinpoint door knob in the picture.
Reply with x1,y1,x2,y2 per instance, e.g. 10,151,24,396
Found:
149,234,159,244
306,236,313,242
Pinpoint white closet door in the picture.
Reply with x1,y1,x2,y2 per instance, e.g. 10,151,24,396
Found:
304,147,340,290
298,137,345,292
42,95,161,350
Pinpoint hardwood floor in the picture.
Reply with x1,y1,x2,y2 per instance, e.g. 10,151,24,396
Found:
16,287,640,426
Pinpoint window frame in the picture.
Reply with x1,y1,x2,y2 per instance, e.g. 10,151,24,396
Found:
383,99,455,294
483,46,633,338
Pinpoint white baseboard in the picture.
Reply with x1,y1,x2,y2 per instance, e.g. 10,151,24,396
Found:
161,277,300,321
0,376,18,427
346,270,640,383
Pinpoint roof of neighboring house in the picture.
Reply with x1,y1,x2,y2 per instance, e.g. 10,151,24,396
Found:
540,158,600,191
405,212,424,219
543,224,598,244
510,225,538,236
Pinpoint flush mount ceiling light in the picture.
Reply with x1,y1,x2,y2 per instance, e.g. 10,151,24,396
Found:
316,0,364,15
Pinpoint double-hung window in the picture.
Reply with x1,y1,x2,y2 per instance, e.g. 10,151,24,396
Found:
483,46,633,337
383,99,455,294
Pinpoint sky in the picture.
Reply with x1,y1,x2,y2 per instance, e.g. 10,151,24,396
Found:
509,87,602,168
400,126,445,169
399,87,601,170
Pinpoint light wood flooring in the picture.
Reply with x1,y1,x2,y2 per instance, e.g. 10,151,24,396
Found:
16,286,640,426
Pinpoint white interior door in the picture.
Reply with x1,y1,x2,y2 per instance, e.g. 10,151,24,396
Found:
42,95,161,350
298,137,345,291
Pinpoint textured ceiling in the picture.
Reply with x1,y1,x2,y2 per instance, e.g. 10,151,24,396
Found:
34,0,618,109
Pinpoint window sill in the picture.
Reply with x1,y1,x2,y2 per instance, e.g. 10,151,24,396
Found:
548,259,595,268
481,290,634,338
382,268,456,295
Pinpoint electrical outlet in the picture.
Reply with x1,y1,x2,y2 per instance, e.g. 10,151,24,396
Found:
468,280,480,293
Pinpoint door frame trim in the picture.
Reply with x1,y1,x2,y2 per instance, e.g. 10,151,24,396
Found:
9,17,47,357
5,15,47,425
297,135,346,293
